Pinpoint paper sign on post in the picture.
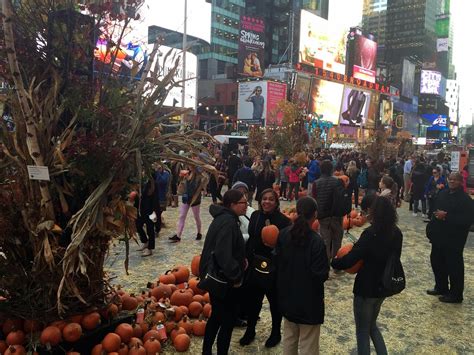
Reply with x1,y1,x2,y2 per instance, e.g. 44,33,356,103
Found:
27,165,50,181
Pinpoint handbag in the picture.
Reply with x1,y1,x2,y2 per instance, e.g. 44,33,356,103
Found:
197,253,229,299
249,254,275,290
380,252,406,297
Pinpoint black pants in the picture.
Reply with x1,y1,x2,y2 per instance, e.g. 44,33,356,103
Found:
154,210,163,234
136,214,155,249
427,196,436,218
245,281,281,336
430,242,466,299
202,289,239,355
288,182,300,201
209,176,223,203
280,181,288,198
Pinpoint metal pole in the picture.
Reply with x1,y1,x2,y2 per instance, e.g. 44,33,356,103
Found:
181,0,187,127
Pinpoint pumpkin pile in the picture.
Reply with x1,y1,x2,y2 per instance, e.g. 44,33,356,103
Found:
343,209,368,230
0,256,209,354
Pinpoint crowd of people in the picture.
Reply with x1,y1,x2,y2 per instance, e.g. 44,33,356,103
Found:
132,146,473,354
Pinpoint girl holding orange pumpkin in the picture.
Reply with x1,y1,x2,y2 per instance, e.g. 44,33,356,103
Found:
331,196,403,355
240,189,291,348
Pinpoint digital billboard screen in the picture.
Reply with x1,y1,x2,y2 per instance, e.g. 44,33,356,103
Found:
339,87,371,126
380,99,393,126
291,74,312,111
401,59,415,99
238,16,265,78
299,10,347,75
420,70,446,98
421,114,449,132
352,35,377,83
309,78,344,125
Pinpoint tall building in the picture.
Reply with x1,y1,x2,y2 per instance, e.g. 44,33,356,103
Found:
446,79,459,123
362,0,388,62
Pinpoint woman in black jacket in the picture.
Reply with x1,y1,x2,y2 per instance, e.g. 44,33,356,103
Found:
275,197,329,354
240,189,291,348
332,195,403,355
255,160,276,202
200,189,248,355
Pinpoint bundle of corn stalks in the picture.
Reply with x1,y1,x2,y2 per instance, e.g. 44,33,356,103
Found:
0,0,215,321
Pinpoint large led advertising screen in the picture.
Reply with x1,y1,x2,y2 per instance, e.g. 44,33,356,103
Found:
291,74,312,111
339,87,371,126
421,114,449,132
309,78,344,124
401,59,415,99
299,10,347,75
352,35,377,83
420,70,447,98
238,16,265,78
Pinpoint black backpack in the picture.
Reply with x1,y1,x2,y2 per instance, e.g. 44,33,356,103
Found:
332,179,352,217
380,252,406,297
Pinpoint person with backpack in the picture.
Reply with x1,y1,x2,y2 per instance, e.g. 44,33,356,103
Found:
332,195,404,355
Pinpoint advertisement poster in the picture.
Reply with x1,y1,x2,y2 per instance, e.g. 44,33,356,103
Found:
309,78,344,124
299,10,347,75
420,70,447,98
339,87,371,126
380,99,393,126
238,16,265,78
421,114,449,132
401,59,415,99
292,75,312,111
266,82,288,126
352,35,377,83
238,81,268,124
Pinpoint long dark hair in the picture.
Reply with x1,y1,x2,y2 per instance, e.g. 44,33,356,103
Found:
258,188,280,211
290,197,317,246
370,196,398,237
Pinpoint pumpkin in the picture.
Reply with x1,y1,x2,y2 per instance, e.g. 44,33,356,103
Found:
69,314,84,324
192,294,204,303
139,322,149,334
158,270,176,285
188,301,203,318
4,345,26,355
164,321,176,335
336,244,364,274
337,175,350,188
23,319,42,333
0,341,7,354
152,311,165,324
81,312,101,330
102,332,122,352
178,316,193,335
143,330,160,343
115,323,134,343
352,217,364,227
192,319,206,336
350,210,358,219
203,293,210,304
106,303,119,319
91,344,103,355
170,326,186,342
121,295,138,311
173,334,191,352
117,343,129,355
202,303,212,318
261,222,279,247
128,344,146,355
40,326,62,346
191,255,201,277
150,283,172,300
169,284,178,294
179,305,189,316
343,216,350,230
188,277,204,295
171,265,190,284
128,337,143,347
66,352,81,355
144,337,162,354
170,289,193,307
311,219,320,231
6,330,25,345
62,323,82,343
2,319,23,335
49,320,67,332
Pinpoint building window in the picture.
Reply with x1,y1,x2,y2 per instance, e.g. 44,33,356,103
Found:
199,59,208,80
217,60,226,74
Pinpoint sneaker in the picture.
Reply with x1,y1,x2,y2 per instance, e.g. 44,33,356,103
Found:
412,212,418,217
168,235,181,243
196,233,202,241
141,248,152,257
136,243,148,251
422,214,428,218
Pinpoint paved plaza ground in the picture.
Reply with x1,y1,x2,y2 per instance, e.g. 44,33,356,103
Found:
106,196,473,354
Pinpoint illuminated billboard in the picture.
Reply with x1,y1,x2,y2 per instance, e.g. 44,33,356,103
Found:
380,99,393,126
291,74,312,111
421,114,449,132
299,10,347,75
309,78,344,125
420,70,447,98
401,59,415,99
339,87,371,126
238,16,265,78
352,35,377,83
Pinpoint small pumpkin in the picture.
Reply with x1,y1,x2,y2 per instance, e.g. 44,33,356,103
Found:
6,330,25,345
121,295,139,311
143,330,160,343
192,294,204,303
170,289,193,307
106,303,119,319
170,326,186,342
128,337,143,347
49,320,67,332
179,305,189,316
261,220,279,247
173,333,191,352
188,301,203,318
102,332,122,352
171,265,190,284
0,341,8,354
191,255,201,277
144,337,162,354
173,307,185,322
82,312,101,330
202,303,212,318
128,344,146,355
4,345,26,355
336,244,363,274
202,293,210,304
2,319,23,335
192,319,207,336
62,323,82,343
40,326,62,346
115,323,134,343
188,277,204,295
164,321,177,335
158,270,176,285
150,283,172,300
91,344,103,355
178,316,193,335
152,311,166,324
350,210,358,219
117,343,129,355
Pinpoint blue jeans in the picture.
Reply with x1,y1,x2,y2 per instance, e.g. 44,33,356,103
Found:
353,296,387,355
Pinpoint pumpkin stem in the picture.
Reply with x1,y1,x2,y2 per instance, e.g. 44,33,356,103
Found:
265,219,270,226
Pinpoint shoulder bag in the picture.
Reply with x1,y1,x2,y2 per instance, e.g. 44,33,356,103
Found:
197,253,230,299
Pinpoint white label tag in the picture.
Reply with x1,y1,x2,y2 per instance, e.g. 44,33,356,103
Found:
27,165,50,181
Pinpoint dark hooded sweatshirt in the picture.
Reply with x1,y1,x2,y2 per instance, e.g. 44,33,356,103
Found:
199,204,246,285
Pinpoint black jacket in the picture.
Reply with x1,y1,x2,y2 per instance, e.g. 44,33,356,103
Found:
426,188,474,249
135,180,159,216
233,167,256,192
227,154,242,178
411,164,429,199
276,227,329,325
312,175,343,219
331,225,403,297
246,209,291,261
199,205,246,285
367,167,381,190
255,171,276,201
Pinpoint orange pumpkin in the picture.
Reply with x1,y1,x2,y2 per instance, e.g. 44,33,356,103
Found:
170,289,193,307
311,219,320,231
173,333,191,352
117,343,129,355
105,303,119,319
128,337,143,348
40,326,62,346
192,319,206,336
343,216,350,230
261,223,279,247
81,312,101,330
179,305,189,316
121,295,138,311
62,323,82,343
6,330,25,345
49,320,67,332
91,344,103,355
150,283,172,300
349,210,358,219
144,337,161,354
202,303,212,318
178,316,193,335
172,306,185,322
170,326,186,342
171,265,190,284
4,345,26,355
158,270,176,285
102,333,122,352
191,255,201,277
336,244,363,274
203,293,210,304
143,330,160,343
128,344,146,355
0,341,8,354
192,294,204,303
115,323,134,343
132,324,143,339
152,311,166,324
188,301,203,318
188,277,205,295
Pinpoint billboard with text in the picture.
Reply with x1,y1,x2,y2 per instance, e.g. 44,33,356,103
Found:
339,87,371,126
352,35,377,83
238,16,265,78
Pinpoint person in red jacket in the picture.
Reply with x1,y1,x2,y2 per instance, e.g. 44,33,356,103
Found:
285,159,302,201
